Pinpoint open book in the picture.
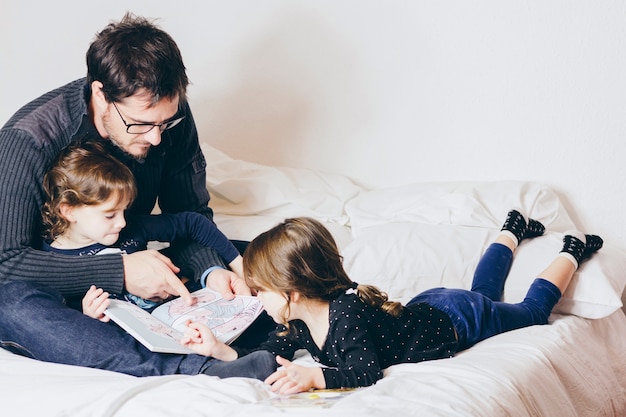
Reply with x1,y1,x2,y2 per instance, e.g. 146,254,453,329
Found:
104,288,264,354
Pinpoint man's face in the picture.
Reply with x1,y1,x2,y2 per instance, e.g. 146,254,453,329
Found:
101,93,180,159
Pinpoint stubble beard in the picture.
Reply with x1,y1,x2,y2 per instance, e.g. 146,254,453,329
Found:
102,115,151,161
109,134,151,161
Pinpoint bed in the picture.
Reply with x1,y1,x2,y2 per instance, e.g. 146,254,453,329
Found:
2,144,626,417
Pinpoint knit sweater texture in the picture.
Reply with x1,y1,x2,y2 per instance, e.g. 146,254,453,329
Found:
0,78,225,297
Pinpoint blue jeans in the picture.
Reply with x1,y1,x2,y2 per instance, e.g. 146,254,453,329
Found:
0,281,277,379
408,243,562,351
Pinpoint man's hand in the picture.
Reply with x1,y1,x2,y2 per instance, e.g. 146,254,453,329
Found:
122,250,193,305
82,285,110,322
205,268,251,300
264,356,325,394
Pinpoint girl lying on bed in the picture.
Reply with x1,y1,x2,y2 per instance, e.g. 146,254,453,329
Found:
181,214,603,394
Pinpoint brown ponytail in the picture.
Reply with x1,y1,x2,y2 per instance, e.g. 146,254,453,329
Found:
353,283,403,317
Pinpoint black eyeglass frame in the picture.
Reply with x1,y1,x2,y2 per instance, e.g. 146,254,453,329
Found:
112,102,185,134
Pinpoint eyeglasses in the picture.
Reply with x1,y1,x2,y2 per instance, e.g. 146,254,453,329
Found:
112,102,185,134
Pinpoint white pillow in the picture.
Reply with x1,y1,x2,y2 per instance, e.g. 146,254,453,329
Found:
342,222,486,300
343,181,626,319
342,223,626,319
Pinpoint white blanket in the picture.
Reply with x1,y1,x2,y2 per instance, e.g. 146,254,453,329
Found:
3,146,626,416
3,312,625,417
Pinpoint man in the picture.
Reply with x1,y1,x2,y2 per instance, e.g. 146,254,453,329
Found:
0,13,270,377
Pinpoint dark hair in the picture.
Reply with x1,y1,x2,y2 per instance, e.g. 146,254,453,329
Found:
42,141,137,239
243,217,403,329
86,12,189,106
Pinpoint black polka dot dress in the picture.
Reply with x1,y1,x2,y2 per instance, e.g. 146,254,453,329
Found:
249,292,457,389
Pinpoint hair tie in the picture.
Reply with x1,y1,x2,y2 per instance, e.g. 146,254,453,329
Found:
350,281,359,290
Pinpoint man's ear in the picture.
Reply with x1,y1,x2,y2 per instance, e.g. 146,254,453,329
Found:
59,203,76,223
89,81,112,138
90,81,108,112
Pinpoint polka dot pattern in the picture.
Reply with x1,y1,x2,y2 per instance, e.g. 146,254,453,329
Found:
257,293,457,389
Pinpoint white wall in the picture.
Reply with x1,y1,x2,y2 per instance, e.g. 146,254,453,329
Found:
2,1,625,247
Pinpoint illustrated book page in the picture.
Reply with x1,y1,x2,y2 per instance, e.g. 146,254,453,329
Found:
104,288,264,354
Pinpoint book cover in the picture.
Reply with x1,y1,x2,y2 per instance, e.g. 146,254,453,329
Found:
104,288,264,354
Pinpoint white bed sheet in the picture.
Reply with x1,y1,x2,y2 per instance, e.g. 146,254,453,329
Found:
3,311,625,417
3,150,626,416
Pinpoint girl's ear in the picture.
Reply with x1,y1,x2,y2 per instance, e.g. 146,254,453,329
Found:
59,203,76,223
289,291,302,303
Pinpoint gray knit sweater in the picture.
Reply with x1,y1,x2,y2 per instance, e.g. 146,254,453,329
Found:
0,78,225,297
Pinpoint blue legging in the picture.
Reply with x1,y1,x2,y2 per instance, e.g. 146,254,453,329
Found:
407,243,562,351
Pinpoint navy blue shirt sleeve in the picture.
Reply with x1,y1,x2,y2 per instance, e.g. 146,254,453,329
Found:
122,212,240,263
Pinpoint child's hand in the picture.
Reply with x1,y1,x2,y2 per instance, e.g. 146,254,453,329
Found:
264,356,325,394
82,285,110,322
180,320,216,355
228,255,244,280
206,268,251,299
180,320,238,361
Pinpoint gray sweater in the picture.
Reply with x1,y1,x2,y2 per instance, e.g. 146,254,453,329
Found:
0,78,225,297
